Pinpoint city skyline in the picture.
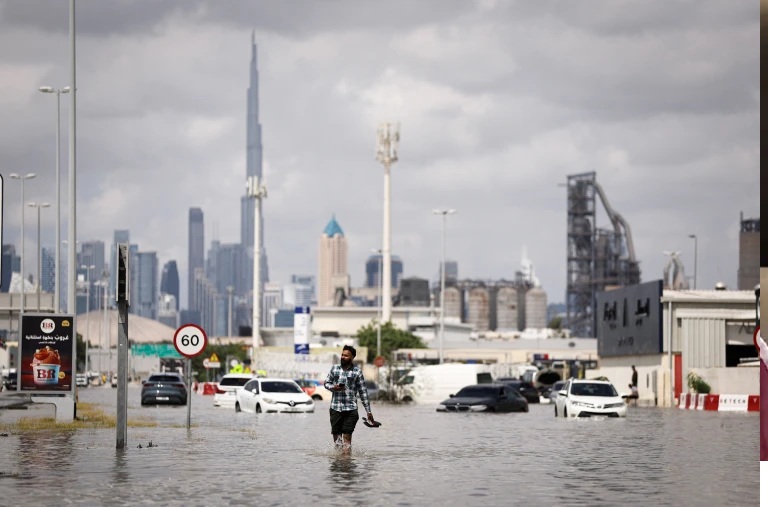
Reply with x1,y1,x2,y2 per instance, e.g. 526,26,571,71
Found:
0,1,758,308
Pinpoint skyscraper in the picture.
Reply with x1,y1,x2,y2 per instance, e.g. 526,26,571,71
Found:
188,207,204,311
365,254,403,289
240,33,269,296
160,260,180,310
318,215,349,306
135,251,158,320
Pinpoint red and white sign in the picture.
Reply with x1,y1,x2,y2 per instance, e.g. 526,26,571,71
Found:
678,393,759,412
173,324,208,358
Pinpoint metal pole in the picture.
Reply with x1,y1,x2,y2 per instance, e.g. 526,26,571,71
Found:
84,266,91,373
248,176,266,363
382,160,391,322
67,0,77,317
668,299,673,407
67,0,79,420
55,90,62,313
116,298,128,449
20,178,26,314
377,252,382,358
36,206,41,311
439,213,446,364
186,358,192,430
376,123,398,323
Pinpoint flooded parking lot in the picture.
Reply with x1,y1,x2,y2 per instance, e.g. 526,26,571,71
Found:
0,386,759,506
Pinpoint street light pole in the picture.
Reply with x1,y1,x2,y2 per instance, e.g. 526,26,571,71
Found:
688,234,698,290
38,86,70,313
433,209,456,364
28,202,50,311
376,123,399,323
371,248,383,358
10,173,36,314
247,175,267,363
81,264,94,374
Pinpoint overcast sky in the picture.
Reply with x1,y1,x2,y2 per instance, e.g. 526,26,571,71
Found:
0,0,759,309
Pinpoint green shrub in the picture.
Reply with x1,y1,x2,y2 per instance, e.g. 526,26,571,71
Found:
686,371,711,394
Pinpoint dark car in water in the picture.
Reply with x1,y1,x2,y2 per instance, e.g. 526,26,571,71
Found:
141,372,187,406
494,378,541,404
437,384,529,413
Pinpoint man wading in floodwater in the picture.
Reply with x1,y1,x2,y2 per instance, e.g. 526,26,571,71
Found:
324,345,374,454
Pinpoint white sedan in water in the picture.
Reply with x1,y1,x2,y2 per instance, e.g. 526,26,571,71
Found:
235,378,314,414
554,379,627,418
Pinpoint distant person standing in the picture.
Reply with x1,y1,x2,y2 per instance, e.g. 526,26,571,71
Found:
324,345,374,454
631,365,638,389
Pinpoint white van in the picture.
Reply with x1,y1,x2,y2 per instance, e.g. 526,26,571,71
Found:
396,363,493,404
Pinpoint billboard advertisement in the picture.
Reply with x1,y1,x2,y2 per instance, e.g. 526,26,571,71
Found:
596,280,663,357
17,314,76,393
294,306,310,355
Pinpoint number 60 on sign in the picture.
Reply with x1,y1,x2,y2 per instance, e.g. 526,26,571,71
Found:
173,324,208,358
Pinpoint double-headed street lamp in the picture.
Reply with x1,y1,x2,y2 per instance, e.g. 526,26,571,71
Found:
688,234,698,290
38,86,69,313
10,173,36,313
28,202,50,311
433,209,456,365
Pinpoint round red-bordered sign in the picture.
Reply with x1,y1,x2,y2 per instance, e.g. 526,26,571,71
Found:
174,323,208,358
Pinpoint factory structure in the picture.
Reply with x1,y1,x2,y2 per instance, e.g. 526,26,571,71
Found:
566,172,641,338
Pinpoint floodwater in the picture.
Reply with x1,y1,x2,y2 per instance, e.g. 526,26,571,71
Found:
0,386,759,506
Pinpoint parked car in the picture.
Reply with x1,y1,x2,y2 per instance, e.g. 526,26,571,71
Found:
554,379,627,418
437,384,529,413
294,379,334,401
495,378,540,404
141,372,188,406
365,380,381,400
397,363,493,404
214,373,254,408
111,374,118,388
548,380,566,403
76,373,89,388
235,378,314,414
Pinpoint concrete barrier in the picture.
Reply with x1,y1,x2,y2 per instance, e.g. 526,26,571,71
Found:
678,393,758,412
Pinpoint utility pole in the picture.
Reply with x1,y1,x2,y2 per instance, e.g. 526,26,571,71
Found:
247,176,267,365
433,209,456,364
375,122,399,323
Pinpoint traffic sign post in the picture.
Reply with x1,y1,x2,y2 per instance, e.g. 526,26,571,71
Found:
174,324,208,430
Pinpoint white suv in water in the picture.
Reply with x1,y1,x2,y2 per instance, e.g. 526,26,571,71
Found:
213,373,254,408
554,379,627,418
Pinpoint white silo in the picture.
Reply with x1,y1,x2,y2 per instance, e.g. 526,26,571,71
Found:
525,287,547,329
442,286,463,321
496,286,519,331
467,286,490,331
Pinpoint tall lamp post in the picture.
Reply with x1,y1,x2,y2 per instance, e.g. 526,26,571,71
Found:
247,175,267,364
688,234,698,290
10,173,36,314
433,209,456,364
371,248,383,358
81,264,94,374
38,86,69,313
375,123,399,323
28,202,51,311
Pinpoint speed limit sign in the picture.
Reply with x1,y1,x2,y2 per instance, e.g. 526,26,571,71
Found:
173,324,208,358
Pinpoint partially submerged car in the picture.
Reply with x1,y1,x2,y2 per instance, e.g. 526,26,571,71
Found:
437,383,529,413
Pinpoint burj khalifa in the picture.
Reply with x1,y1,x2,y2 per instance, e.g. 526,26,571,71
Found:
241,32,269,294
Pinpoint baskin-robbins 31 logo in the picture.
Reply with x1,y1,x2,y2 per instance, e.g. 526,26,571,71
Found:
40,319,56,334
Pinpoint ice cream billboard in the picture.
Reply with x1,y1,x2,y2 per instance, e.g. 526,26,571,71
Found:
18,314,75,393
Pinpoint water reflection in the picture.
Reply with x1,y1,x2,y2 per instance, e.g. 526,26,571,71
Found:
0,388,758,506
328,453,371,493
